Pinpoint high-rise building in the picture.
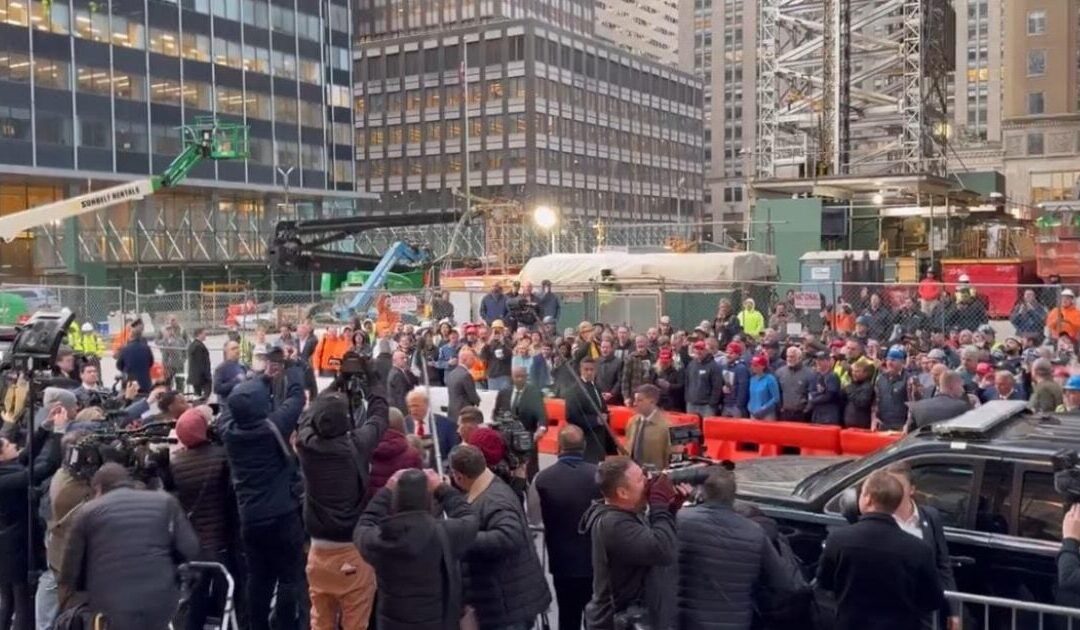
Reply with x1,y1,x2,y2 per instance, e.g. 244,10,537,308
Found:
354,0,704,225
1001,0,1080,206
594,0,680,66
0,0,357,287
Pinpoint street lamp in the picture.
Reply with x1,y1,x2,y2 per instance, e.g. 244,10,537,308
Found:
276,165,295,216
533,205,558,253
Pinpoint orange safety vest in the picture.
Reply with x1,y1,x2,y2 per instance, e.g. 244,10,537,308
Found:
1048,305,1080,340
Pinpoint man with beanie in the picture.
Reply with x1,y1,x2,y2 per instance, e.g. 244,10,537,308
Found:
295,358,390,630
448,444,552,630
528,426,601,630
356,468,479,630
582,457,688,630
220,365,307,630
171,406,238,630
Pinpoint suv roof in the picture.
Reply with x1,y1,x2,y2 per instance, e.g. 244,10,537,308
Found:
910,400,1080,457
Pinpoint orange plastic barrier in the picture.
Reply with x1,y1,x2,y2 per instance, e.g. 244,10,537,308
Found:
608,406,635,438
702,417,842,460
840,429,903,455
538,398,566,454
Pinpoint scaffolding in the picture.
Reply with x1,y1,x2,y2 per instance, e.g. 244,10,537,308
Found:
755,0,953,180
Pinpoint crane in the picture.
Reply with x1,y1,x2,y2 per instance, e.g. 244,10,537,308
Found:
0,117,248,242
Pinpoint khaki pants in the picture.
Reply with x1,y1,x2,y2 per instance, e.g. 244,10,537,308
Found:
306,545,376,630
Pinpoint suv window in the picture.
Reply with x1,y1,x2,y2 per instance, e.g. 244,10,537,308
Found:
976,460,1013,534
1017,471,1063,541
910,463,976,528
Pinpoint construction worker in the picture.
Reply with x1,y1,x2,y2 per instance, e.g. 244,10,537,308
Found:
66,322,83,355
77,322,107,358
1048,289,1080,342
1058,375,1080,413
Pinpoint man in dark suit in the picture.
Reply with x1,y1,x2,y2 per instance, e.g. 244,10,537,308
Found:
187,328,212,398
564,357,619,463
446,347,481,422
817,470,945,630
494,366,548,480
886,462,960,630
295,322,319,400
387,350,413,415
527,425,600,630
906,371,971,431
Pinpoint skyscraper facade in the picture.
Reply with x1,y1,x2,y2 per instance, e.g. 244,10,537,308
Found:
0,0,358,287
354,0,704,225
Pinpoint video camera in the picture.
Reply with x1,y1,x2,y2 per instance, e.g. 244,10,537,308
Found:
642,457,732,487
491,409,535,471
332,350,372,421
65,420,175,486
506,295,539,328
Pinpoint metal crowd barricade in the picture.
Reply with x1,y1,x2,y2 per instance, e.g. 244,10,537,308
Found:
936,590,1080,630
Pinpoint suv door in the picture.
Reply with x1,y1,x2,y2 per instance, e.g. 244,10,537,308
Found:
822,455,994,592
981,463,1060,603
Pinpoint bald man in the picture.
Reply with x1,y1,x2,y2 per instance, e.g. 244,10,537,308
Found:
447,347,481,423
386,350,413,415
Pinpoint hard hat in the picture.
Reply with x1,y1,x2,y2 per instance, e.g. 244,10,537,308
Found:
1066,375,1080,391
958,274,970,283
491,319,506,329
81,323,94,333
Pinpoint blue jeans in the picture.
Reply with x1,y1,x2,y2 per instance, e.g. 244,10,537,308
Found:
686,403,716,418
487,375,511,392
35,569,58,630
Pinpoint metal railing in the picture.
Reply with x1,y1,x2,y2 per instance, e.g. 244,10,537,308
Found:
936,590,1080,630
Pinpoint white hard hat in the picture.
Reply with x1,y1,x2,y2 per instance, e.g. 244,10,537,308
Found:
958,274,970,283
81,323,94,332
1064,289,1076,298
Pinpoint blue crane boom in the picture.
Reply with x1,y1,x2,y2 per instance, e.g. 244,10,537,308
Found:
337,241,432,318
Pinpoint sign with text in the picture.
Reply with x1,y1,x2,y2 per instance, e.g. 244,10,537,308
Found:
388,294,419,313
793,292,822,311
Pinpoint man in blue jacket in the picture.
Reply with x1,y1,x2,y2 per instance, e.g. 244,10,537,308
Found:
116,319,154,392
720,342,750,418
220,366,307,630
479,284,508,326
213,340,247,399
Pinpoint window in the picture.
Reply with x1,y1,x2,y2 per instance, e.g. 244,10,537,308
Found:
274,95,298,123
0,106,31,141
35,113,72,146
1028,10,1047,35
909,463,976,527
1028,92,1045,115
1,0,30,25
78,116,112,149
271,5,294,34
1028,49,1047,76
77,64,113,95
112,14,144,49
217,86,245,116
31,0,69,34
1018,471,1063,541
182,32,211,62
149,28,180,57
150,78,182,105
0,52,32,83
1028,132,1045,155
34,58,70,89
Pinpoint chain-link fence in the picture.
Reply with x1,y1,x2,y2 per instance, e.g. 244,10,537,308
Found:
4,278,1073,346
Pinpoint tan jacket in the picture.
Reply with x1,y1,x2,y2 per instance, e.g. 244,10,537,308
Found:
625,410,672,470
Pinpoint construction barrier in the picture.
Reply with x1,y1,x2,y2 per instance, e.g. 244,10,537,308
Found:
538,398,566,454
703,417,842,460
840,428,903,455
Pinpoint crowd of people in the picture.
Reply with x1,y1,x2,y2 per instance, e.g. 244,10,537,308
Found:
2,274,1080,630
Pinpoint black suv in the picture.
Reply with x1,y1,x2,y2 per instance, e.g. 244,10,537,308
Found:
734,400,1069,603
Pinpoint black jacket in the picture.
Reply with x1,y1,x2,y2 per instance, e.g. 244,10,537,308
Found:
685,359,723,407
657,364,686,412
907,395,970,431
297,382,389,541
595,354,624,406
60,487,200,629
220,367,306,527
481,339,513,380
356,486,479,630
387,366,412,414
914,504,960,621
462,474,552,629
530,455,599,579
807,371,844,425
494,384,547,433
816,512,945,630
0,427,60,582
187,339,212,390
1058,538,1080,609
170,442,235,553
446,365,481,422
582,502,677,630
676,501,803,630
842,379,874,429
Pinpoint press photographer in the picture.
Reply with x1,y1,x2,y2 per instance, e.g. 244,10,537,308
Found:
296,353,389,630
219,363,307,630
583,456,690,630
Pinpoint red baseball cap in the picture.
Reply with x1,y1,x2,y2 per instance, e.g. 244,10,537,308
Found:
750,354,768,369
659,348,673,361
692,341,707,352
976,362,993,376
726,342,745,355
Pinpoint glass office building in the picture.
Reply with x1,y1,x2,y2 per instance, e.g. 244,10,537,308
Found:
354,0,704,223
0,0,361,287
